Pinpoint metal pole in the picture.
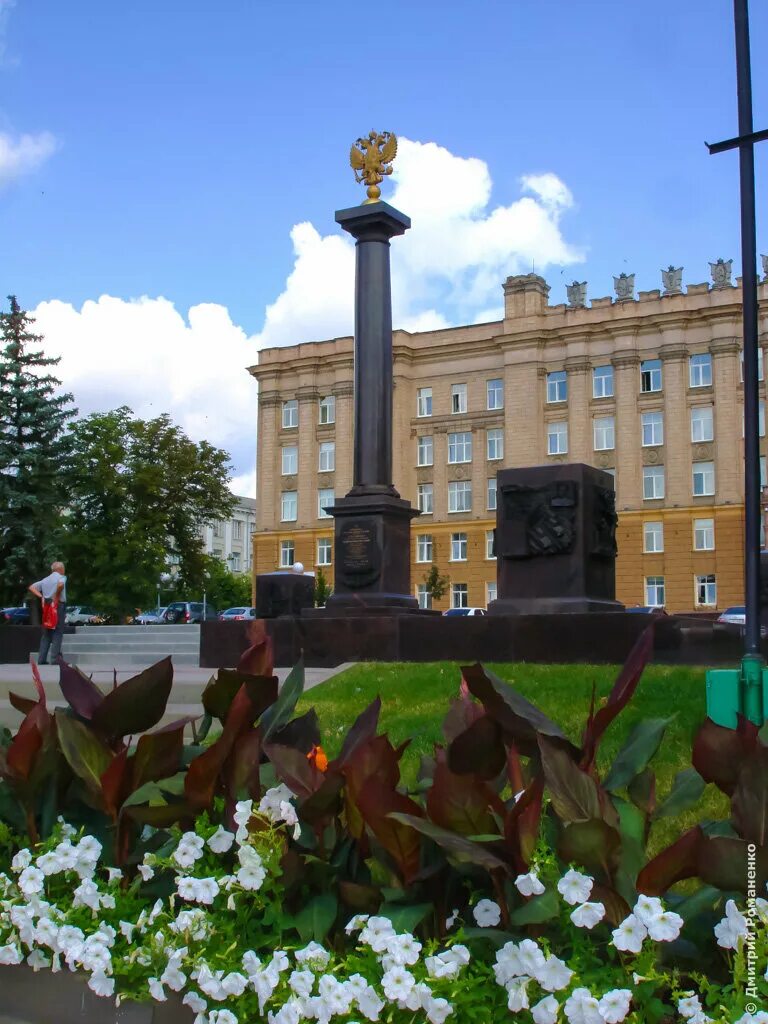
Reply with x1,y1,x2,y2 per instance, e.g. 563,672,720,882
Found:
734,0,761,658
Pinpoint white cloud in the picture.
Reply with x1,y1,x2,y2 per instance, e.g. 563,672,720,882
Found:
31,295,259,496
255,136,583,348
0,130,57,186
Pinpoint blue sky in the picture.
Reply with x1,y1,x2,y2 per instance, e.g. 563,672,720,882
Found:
1,0,767,489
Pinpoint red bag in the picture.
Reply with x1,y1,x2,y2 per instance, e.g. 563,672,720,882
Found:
42,601,58,629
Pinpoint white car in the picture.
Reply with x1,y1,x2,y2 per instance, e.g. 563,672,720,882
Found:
65,605,103,625
134,607,168,625
443,607,487,617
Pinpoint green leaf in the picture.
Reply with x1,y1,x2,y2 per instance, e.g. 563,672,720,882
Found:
378,902,432,932
388,812,507,872
653,768,706,820
261,659,305,741
603,718,669,792
558,818,622,878
292,892,338,943
55,710,113,796
509,889,559,924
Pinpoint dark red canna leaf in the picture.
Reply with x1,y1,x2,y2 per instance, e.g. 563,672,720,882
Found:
264,742,325,801
100,748,131,819
731,744,768,845
693,716,758,795
447,714,506,780
91,657,173,738
8,692,36,716
636,826,704,895
504,776,544,872
334,697,381,766
131,722,186,791
356,778,424,884
427,750,505,837
237,620,274,677
58,661,104,720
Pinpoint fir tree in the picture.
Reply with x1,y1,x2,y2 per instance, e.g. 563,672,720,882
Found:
0,296,76,603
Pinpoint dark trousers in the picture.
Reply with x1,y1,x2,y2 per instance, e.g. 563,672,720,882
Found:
39,602,66,664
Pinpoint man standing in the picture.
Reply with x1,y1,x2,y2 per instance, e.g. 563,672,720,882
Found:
28,561,67,665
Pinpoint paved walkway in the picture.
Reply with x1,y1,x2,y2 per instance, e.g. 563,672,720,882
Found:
0,662,354,731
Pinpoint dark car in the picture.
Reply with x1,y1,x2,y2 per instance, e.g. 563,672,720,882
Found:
626,606,668,615
1,606,30,624
162,601,218,624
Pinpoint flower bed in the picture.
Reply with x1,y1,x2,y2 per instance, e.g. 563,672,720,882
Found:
0,625,766,1022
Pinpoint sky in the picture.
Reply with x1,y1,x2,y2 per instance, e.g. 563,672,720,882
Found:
2,0,768,496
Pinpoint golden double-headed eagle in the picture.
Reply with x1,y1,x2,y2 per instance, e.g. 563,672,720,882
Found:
350,131,397,204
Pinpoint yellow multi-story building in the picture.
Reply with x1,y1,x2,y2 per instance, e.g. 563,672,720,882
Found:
249,268,768,613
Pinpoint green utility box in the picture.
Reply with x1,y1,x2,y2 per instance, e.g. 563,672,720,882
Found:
706,655,768,727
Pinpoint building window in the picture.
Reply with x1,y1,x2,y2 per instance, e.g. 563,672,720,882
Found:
696,573,717,607
318,488,335,519
448,480,472,513
741,401,766,437
486,530,496,559
694,518,715,551
212,548,223,559
417,483,433,514
417,435,433,467
762,456,767,487
643,466,665,500
319,395,335,424
546,370,567,403
740,348,765,382
487,428,504,461
231,553,241,572
416,534,433,563
451,583,468,609
487,378,504,410
593,416,615,451
232,520,243,540
693,461,715,497
451,533,467,561
448,431,472,464
416,584,432,610
641,359,662,393
280,540,295,568
486,581,497,605
593,364,614,398
487,477,497,511
690,353,713,388
451,383,467,414
317,538,332,565
280,491,297,522
417,387,433,417
641,411,663,447
691,406,714,443
547,421,568,455
645,576,665,607
282,400,298,429
319,441,335,473
213,521,224,538
643,521,664,553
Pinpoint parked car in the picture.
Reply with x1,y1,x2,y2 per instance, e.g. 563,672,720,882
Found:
133,607,168,625
65,605,103,625
218,607,257,621
1,606,30,624
443,607,487,617
162,601,218,624
717,606,746,627
626,606,668,615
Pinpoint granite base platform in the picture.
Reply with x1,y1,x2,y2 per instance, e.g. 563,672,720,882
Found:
200,613,754,669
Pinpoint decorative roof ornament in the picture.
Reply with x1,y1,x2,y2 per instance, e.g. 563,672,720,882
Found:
350,131,398,204
709,258,734,290
661,265,683,295
566,281,587,308
613,272,635,302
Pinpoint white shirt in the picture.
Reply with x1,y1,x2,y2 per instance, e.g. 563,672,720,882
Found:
32,571,67,602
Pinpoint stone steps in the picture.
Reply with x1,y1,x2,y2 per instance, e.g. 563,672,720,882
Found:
59,625,201,668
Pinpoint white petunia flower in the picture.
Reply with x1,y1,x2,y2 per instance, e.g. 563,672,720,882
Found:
172,832,205,869
345,913,369,934
472,898,501,927
633,894,664,927
182,992,207,1013
611,913,647,953
360,916,396,953
507,978,530,1012
570,901,605,929
209,1011,238,1024
72,879,101,911
137,863,154,881
236,863,266,891
148,978,167,1001
295,941,331,970
106,867,122,884
678,995,703,1019
532,995,560,1024
536,954,573,992
221,971,249,996
714,899,749,950
12,848,32,872
385,932,422,966
563,986,603,1024
598,988,632,1023
0,943,23,966
445,907,459,929
425,995,453,1024
18,866,44,895
208,825,235,854
646,909,683,942
381,965,415,1002
289,969,315,997
515,871,546,897
26,949,50,971
36,851,64,876
88,972,115,998
161,963,187,991
557,868,594,906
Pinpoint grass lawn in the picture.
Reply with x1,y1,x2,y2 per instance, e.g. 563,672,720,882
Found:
298,661,729,855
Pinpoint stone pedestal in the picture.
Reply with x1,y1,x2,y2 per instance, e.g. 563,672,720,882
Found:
255,571,315,618
488,463,623,615
322,200,420,614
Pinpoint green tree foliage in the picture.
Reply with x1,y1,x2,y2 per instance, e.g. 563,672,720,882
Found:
59,407,236,614
0,297,76,603
314,567,332,607
199,555,252,612
422,564,450,604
